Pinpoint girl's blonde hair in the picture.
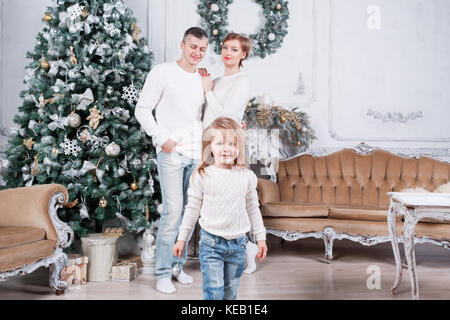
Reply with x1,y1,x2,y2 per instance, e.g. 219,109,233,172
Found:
196,117,247,177
223,33,252,68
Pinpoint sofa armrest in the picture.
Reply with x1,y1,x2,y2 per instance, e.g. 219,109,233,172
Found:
257,178,280,205
0,184,73,248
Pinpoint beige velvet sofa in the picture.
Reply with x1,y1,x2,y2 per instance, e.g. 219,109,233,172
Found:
0,184,73,294
257,143,450,261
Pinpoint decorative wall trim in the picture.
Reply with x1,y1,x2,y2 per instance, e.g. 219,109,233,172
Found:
285,0,317,109
327,0,450,142
366,109,423,124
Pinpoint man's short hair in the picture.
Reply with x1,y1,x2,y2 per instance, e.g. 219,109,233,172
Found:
183,27,208,43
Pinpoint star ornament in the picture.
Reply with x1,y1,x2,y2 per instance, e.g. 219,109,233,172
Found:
23,137,36,150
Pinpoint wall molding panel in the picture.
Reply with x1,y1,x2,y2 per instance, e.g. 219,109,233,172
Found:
327,0,450,142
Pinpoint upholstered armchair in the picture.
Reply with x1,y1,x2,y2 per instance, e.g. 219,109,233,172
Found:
0,184,73,294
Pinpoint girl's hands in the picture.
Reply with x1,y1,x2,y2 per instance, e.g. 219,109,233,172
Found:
255,240,268,262
173,240,186,258
198,68,213,93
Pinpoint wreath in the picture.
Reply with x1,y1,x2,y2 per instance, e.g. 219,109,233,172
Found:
197,0,289,59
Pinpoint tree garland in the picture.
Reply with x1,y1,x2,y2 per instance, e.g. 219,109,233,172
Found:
197,0,289,59
244,98,316,152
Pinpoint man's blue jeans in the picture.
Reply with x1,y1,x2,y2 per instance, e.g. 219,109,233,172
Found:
199,229,247,300
154,150,198,280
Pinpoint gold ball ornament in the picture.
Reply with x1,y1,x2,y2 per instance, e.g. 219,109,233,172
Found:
276,3,282,10
99,196,108,208
130,181,138,191
297,140,302,146
280,116,287,123
41,60,50,70
43,13,53,22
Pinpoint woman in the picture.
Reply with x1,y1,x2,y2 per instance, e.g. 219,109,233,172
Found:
198,33,259,274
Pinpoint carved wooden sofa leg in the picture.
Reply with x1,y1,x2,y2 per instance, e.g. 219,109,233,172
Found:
323,227,335,263
49,251,70,295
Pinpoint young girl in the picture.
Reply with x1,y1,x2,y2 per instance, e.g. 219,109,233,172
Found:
199,33,260,274
173,117,267,300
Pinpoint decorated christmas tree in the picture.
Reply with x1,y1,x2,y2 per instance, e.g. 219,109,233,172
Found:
2,0,161,240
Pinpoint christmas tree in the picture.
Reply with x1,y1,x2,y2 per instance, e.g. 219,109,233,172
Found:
2,0,161,240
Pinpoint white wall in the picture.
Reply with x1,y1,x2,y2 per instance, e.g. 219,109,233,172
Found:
1,0,450,159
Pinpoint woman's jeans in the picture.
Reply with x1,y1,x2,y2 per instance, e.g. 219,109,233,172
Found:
199,229,247,300
154,150,198,280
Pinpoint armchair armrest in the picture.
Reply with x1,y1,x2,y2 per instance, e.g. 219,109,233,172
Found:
0,184,73,248
257,178,280,205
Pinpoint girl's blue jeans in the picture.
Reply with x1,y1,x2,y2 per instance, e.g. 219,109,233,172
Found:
199,228,247,300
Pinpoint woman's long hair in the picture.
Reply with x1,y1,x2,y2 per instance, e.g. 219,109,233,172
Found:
196,117,247,178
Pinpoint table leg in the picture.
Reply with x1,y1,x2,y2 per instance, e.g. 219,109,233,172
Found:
387,204,402,295
403,209,419,300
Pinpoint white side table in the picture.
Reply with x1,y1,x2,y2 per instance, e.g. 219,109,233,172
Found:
387,192,450,300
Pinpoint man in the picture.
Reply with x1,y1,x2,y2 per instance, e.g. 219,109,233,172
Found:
135,27,208,294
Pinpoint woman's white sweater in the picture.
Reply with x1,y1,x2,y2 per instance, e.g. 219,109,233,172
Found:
203,72,251,128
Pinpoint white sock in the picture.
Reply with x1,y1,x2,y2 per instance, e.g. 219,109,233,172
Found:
243,241,258,274
156,277,176,294
174,270,193,285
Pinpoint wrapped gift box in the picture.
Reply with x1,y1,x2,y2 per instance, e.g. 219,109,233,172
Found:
61,254,88,287
118,255,143,269
111,262,137,281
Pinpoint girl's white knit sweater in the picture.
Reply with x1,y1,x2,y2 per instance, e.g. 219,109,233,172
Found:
177,165,267,242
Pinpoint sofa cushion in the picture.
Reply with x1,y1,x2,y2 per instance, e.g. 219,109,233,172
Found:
328,206,402,222
0,226,46,249
261,202,329,218
0,239,56,272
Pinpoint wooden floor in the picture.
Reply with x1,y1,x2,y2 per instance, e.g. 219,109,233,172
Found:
1,234,449,300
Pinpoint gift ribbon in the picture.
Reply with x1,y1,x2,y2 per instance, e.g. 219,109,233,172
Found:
103,1,126,18
81,65,100,84
48,113,69,131
103,67,126,84
89,135,110,150
52,79,76,93
88,40,110,57
58,11,97,35
23,173,35,187
48,60,68,78
28,120,39,135
72,88,94,111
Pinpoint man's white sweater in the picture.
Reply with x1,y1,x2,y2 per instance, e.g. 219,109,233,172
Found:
177,165,267,242
135,61,205,160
